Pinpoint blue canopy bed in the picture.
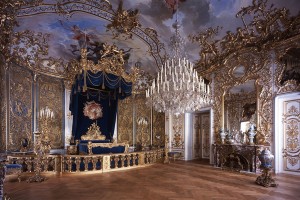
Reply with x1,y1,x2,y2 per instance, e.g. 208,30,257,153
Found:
68,44,138,155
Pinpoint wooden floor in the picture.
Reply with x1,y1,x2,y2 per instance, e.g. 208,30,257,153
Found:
4,160,300,200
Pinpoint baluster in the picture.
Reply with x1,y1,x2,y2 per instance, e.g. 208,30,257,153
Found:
84,157,89,171
127,154,132,167
75,157,81,172
133,154,137,166
92,157,97,171
151,152,155,163
120,155,125,168
114,156,119,168
67,157,72,172
125,155,129,167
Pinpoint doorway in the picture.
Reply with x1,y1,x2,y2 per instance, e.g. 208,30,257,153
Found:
193,111,210,160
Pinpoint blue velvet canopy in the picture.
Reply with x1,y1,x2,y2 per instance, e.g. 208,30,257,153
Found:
70,70,132,141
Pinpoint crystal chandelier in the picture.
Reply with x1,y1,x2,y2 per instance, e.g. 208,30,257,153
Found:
145,3,211,114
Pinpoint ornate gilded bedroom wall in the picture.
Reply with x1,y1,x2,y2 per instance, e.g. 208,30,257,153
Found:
135,94,151,147
171,114,184,150
0,62,6,151
117,94,165,148
8,64,33,151
152,110,165,147
117,96,133,146
38,75,64,149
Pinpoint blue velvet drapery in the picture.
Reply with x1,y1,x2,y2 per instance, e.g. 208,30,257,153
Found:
70,71,132,140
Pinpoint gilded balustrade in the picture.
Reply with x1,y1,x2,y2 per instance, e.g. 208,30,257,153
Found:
6,149,164,175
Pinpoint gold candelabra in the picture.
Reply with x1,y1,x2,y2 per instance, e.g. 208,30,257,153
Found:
27,131,45,183
27,107,54,183
39,107,54,154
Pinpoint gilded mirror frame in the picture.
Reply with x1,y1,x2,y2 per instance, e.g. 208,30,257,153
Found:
213,48,270,145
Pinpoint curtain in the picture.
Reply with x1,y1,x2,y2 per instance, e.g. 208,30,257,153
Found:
70,70,132,140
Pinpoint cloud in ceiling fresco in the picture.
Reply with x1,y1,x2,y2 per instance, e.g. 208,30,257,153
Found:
16,12,156,72
15,0,300,74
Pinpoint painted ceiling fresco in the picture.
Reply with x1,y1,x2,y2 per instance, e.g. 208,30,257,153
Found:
15,0,300,74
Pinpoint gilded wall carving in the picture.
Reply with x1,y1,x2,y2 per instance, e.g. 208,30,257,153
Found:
171,114,184,150
0,62,6,151
213,50,269,144
256,62,273,145
274,37,300,94
135,94,151,148
38,75,64,149
282,100,300,172
152,110,165,147
117,96,133,146
9,64,33,151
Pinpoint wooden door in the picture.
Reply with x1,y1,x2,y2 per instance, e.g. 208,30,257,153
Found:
283,99,300,173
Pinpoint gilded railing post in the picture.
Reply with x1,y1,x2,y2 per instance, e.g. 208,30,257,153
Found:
55,155,62,174
102,155,111,172
138,152,145,165
120,155,125,168
114,156,119,168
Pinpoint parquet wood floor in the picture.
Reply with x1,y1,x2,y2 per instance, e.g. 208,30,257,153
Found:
4,160,300,200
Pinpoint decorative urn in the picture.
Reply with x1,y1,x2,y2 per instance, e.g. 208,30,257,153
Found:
255,148,277,187
259,149,274,169
219,129,227,144
248,124,256,145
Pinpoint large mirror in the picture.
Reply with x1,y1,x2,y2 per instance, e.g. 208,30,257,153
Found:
222,66,258,144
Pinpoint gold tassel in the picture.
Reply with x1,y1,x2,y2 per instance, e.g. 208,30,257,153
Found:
83,70,87,92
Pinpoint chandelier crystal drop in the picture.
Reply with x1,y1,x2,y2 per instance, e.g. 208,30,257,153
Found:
145,15,212,114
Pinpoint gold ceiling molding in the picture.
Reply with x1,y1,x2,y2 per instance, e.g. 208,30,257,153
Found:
107,0,141,39
0,0,42,63
190,0,300,74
